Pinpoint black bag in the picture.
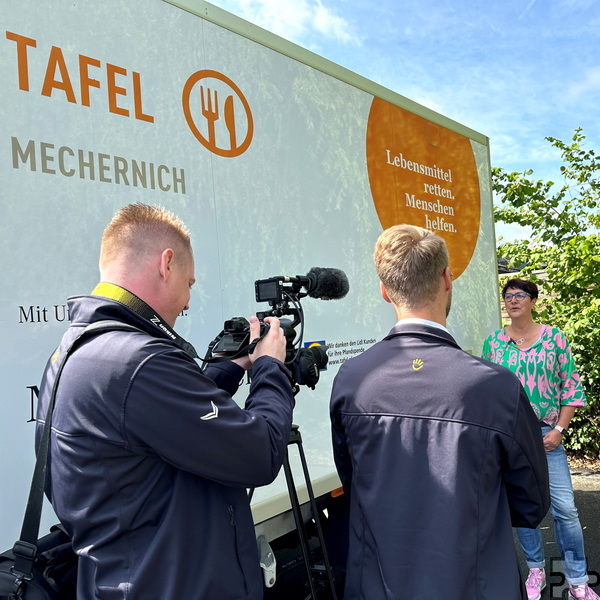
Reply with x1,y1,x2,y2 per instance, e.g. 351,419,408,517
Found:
0,321,140,600
0,526,77,599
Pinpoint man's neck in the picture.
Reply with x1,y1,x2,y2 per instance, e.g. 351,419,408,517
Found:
396,316,449,333
394,307,447,328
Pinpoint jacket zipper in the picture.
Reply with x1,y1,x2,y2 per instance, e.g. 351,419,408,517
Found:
228,504,249,594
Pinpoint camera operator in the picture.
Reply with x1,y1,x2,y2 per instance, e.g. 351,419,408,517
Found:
36,203,294,599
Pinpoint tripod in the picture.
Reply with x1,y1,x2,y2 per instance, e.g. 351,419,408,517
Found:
281,424,338,600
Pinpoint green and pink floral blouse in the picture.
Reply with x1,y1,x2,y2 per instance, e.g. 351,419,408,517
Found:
481,325,587,426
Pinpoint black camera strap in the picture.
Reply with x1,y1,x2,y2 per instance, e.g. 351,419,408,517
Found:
91,282,199,359
11,321,142,585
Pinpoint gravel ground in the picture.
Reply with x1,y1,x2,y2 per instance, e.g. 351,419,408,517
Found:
568,453,600,490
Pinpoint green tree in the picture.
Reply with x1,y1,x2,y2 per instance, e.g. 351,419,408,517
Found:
492,128,600,457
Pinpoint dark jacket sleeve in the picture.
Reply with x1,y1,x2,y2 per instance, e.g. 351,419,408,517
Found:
124,348,295,488
202,360,245,396
503,385,550,528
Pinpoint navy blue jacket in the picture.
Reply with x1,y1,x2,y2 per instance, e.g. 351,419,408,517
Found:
37,295,294,599
330,323,550,600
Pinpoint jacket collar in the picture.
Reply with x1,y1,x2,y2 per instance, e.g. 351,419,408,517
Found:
385,321,460,349
394,317,449,334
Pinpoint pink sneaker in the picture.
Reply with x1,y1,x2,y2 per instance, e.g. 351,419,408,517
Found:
569,585,600,600
525,568,546,600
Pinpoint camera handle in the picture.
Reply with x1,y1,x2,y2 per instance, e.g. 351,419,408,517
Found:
200,319,271,367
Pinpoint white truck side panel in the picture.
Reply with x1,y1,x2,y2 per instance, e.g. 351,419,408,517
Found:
0,0,499,549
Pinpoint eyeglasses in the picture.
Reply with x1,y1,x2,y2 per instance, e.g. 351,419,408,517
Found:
502,292,531,302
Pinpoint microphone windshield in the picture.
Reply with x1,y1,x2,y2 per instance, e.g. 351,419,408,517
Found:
306,267,349,300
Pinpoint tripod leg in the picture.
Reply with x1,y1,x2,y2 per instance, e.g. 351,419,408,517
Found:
296,440,338,600
283,451,319,600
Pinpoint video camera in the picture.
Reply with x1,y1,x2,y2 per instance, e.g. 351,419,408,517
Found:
204,267,349,393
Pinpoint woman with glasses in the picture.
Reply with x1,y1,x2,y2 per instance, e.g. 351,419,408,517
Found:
482,278,597,600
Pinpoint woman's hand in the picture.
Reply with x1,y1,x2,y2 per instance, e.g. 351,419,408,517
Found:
543,429,563,452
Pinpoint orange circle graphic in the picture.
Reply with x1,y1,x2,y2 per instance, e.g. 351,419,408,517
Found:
182,69,254,158
366,98,480,279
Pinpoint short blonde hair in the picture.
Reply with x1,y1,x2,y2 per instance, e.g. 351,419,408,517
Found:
100,203,191,268
373,224,448,309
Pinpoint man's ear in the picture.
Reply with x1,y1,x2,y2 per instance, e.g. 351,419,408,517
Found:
380,281,392,304
159,248,175,281
443,266,453,291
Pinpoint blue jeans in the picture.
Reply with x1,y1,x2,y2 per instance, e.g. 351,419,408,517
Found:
516,425,589,585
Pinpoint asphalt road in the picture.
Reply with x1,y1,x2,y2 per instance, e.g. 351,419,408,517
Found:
516,472,600,599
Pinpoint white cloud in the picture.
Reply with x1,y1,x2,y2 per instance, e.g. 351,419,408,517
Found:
313,0,358,44
216,0,360,46
234,0,310,40
564,66,600,102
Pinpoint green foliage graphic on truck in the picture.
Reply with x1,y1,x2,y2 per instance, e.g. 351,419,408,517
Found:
1,0,499,550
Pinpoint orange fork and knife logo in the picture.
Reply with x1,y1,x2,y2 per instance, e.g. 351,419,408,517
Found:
182,69,254,157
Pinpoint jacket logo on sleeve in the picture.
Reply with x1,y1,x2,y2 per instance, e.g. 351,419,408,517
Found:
200,401,219,421
412,359,424,371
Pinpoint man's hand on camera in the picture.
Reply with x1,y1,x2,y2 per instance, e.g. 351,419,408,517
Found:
248,316,286,364
229,316,285,370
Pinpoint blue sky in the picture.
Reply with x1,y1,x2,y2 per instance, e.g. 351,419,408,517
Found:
206,0,600,240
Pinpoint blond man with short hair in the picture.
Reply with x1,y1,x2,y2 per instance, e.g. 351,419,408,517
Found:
330,224,549,600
